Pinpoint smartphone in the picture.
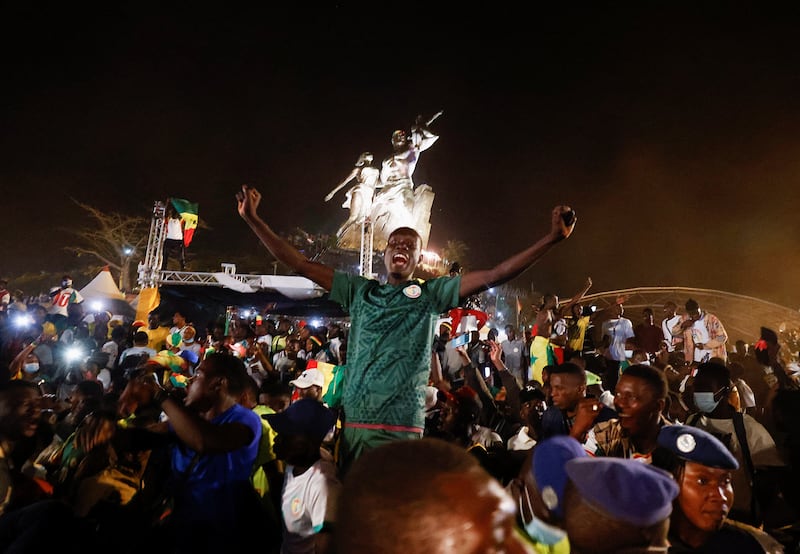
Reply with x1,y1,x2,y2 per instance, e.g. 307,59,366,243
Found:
449,333,470,348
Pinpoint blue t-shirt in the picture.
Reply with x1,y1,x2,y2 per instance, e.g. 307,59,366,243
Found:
170,402,262,524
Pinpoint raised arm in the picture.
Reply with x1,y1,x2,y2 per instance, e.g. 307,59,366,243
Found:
590,294,629,322
140,374,254,454
411,126,439,152
411,112,441,152
560,276,593,316
459,205,576,298
324,167,359,202
236,185,335,290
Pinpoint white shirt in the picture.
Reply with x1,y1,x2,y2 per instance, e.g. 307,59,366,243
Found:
507,426,536,451
281,459,341,554
165,217,183,240
120,345,157,362
601,317,635,362
690,317,712,362
101,340,120,369
327,336,342,365
661,314,682,352
48,287,83,317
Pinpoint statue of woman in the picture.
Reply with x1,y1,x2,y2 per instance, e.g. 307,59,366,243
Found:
325,152,381,245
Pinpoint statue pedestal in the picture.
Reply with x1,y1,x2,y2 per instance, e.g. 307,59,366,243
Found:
368,184,434,252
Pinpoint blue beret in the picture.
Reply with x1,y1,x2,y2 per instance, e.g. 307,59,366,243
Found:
264,398,336,443
657,425,738,470
565,458,678,527
532,436,587,518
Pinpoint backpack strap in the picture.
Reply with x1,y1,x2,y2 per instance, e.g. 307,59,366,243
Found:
732,412,760,524
685,412,702,427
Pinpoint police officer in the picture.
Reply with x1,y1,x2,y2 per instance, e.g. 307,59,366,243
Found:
656,425,783,553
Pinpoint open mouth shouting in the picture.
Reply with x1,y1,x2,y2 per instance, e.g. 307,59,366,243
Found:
385,232,421,279
391,252,409,267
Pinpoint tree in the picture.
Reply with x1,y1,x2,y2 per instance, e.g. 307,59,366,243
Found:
64,200,149,292
441,239,469,270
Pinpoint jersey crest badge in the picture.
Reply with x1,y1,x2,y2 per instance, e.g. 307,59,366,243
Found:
403,284,421,298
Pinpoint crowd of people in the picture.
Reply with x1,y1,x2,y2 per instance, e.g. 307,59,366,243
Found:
0,188,797,553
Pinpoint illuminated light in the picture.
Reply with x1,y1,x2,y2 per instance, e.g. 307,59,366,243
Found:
310,318,322,328
421,250,441,263
13,314,34,328
65,347,84,362
241,309,252,318
91,301,103,311
123,246,134,256
488,288,495,294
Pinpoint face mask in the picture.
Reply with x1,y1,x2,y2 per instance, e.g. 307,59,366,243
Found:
693,392,720,413
524,515,569,549
24,362,40,374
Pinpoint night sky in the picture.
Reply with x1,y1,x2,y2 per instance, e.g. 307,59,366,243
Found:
3,4,800,308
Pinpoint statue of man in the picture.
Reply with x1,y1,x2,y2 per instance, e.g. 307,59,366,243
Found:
371,112,441,248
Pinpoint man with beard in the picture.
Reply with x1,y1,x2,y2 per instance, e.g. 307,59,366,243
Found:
236,184,577,473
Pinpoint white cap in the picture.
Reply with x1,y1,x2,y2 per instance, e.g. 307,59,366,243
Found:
289,368,325,389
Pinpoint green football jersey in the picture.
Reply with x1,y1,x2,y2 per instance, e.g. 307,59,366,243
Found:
329,271,460,429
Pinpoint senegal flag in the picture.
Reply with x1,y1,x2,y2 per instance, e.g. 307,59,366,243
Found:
170,198,199,247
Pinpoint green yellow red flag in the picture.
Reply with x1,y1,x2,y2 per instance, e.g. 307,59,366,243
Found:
170,198,199,247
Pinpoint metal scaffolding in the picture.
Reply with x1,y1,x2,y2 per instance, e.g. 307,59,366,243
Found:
358,217,374,278
138,201,166,289
136,203,326,299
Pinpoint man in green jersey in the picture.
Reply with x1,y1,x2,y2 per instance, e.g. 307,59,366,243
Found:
236,184,576,472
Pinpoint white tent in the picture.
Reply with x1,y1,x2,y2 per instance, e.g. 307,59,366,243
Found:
80,266,125,300
79,266,135,319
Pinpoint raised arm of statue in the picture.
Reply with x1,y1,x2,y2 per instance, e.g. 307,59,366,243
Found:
411,111,443,151
411,126,439,152
325,152,376,202
325,167,359,202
